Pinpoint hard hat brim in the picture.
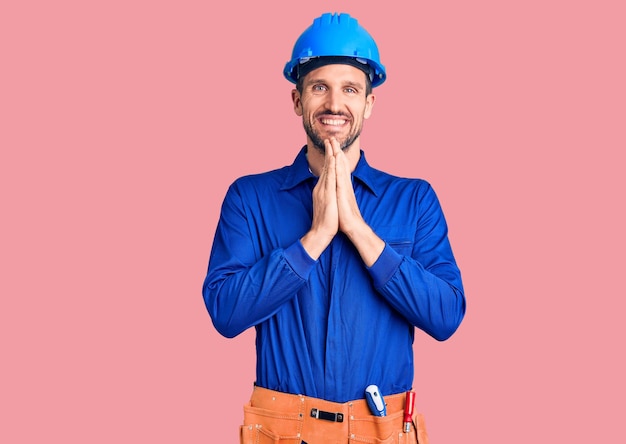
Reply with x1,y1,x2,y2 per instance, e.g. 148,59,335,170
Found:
284,56,386,87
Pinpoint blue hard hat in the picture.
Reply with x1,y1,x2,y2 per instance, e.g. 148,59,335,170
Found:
284,13,386,87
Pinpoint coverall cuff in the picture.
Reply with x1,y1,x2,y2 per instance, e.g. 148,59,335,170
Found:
368,243,403,288
284,240,317,280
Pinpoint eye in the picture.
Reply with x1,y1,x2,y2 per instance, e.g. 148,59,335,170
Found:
344,87,357,94
312,84,327,92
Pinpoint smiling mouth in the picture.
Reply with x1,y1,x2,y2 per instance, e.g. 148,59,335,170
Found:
319,117,348,126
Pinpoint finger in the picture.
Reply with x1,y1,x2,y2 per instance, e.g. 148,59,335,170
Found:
327,138,349,185
328,137,341,156
326,152,337,190
334,146,350,184
323,139,336,184
324,138,335,159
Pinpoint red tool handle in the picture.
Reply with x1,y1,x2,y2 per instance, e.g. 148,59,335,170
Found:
403,391,416,432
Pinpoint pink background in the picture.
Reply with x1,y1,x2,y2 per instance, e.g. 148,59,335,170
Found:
1,1,624,442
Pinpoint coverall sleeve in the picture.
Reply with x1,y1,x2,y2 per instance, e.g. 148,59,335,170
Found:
368,183,466,341
202,183,315,338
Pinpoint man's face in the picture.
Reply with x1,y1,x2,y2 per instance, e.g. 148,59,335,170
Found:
292,64,375,153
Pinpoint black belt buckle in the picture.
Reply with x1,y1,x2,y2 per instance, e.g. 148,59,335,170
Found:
310,408,344,423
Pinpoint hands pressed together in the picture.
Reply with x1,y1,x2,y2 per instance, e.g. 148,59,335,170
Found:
301,138,385,266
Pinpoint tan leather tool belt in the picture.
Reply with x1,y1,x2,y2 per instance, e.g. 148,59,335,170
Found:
240,385,429,444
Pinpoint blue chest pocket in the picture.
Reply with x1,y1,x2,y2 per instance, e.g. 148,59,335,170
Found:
374,225,415,256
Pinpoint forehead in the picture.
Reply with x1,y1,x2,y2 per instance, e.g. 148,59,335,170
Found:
302,64,368,87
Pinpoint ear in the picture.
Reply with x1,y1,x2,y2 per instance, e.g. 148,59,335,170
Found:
292,89,303,116
364,93,376,119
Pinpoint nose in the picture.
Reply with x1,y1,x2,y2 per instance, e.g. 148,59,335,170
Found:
325,89,342,113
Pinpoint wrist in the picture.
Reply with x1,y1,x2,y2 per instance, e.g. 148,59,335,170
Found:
301,230,334,260
344,224,385,267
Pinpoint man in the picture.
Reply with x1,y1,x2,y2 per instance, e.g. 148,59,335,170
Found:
203,12,465,444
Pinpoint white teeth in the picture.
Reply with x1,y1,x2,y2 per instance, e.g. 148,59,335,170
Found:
321,119,346,125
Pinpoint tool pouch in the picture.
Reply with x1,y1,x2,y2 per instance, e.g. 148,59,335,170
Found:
240,401,302,444
412,412,429,444
239,403,429,444
347,409,428,444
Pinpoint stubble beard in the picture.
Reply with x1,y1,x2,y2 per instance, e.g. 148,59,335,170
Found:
303,117,362,154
